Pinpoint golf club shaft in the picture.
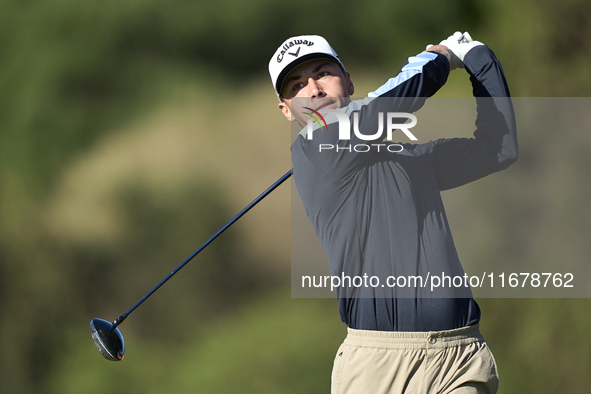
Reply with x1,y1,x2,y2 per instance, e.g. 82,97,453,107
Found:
113,169,293,327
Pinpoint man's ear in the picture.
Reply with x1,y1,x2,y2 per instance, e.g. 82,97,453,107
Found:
278,101,295,122
345,72,355,96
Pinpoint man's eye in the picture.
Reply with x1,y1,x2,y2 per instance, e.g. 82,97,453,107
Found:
293,83,304,91
318,71,330,78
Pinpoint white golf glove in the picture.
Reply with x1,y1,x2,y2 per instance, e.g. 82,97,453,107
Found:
439,31,484,69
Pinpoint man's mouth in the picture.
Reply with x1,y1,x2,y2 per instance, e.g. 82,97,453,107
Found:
314,101,336,112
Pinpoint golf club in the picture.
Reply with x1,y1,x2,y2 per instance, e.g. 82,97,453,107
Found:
91,169,293,361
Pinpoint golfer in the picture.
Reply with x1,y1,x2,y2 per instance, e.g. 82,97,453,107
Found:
269,32,517,393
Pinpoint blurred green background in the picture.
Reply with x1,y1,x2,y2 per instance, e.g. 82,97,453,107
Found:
1,0,590,393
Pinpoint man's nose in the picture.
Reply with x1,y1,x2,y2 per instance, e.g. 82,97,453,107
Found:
307,78,325,98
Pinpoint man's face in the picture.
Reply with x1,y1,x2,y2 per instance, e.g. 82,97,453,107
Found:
278,59,354,127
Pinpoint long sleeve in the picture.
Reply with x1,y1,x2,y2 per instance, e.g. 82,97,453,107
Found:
431,45,518,190
290,49,496,331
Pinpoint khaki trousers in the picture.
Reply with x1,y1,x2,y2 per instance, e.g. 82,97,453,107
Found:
331,324,499,394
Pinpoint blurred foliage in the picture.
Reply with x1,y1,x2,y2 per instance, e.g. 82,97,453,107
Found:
0,0,590,393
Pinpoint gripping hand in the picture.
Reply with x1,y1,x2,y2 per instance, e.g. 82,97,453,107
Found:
438,31,484,69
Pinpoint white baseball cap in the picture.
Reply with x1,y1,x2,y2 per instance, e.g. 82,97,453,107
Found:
268,35,345,98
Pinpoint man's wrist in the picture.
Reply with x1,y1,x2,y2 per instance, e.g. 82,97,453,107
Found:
423,45,450,64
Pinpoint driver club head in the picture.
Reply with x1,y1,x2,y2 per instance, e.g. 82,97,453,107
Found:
90,318,125,361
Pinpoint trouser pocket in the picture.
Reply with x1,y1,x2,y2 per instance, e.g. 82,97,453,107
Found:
331,343,349,394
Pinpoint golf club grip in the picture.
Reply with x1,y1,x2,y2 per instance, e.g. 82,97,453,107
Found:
113,169,293,327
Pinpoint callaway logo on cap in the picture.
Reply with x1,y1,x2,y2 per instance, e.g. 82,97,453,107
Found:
269,35,345,98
